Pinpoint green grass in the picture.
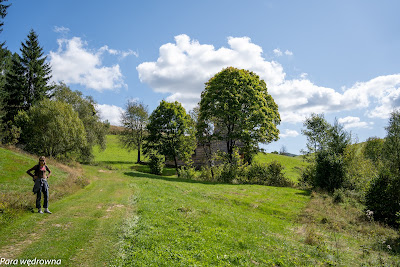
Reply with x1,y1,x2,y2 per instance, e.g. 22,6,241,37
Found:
254,152,308,182
0,165,134,266
0,147,68,193
118,172,314,266
93,135,177,175
1,140,399,266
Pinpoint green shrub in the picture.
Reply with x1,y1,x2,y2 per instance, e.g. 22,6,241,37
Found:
366,169,400,226
178,165,197,179
265,161,293,187
244,161,293,187
148,152,165,175
343,144,377,196
315,151,345,192
300,163,316,188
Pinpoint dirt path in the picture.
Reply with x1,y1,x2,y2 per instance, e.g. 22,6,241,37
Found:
0,165,135,266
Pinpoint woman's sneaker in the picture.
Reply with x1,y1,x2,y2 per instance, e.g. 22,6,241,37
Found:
38,209,43,214
44,208,52,214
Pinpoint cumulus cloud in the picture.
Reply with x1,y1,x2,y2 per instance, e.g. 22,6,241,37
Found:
137,34,285,110
49,37,136,91
137,34,400,122
280,129,299,138
96,104,124,126
338,116,371,129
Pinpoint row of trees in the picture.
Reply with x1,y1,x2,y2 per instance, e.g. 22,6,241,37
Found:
301,112,400,226
0,5,108,161
120,67,281,176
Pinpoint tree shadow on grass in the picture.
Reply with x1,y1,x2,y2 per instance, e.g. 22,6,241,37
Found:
295,190,312,196
97,160,135,165
123,171,219,185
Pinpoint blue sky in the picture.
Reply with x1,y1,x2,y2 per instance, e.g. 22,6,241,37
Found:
3,0,400,154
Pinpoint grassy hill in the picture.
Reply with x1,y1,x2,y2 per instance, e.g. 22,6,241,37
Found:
254,152,308,182
1,141,399,266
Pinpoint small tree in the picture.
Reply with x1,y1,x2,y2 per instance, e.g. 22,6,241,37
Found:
383,110,400,174
301,113,330,156
145,100,196,174
301,115,352,192
363,136,384,164
120,100,149,163
366,110,400,226
197,67,280,162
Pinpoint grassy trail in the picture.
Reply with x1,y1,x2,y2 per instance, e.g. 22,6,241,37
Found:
0,165,134,266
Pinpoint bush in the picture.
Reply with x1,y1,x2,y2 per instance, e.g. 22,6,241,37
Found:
148,152,165,175
178,165,197,179
300,163,316,188
366,169,400,226
315,151,345,192
265,161,293,187
243,161,293,187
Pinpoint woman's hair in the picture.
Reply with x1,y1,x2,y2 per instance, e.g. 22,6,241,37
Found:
39,156,46,164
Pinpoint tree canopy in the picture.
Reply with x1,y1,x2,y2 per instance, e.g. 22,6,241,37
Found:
197,67,280,162
52,83,109,162
3,30,52,122
15,99,87,159
145,100,196,173
120,100,149,163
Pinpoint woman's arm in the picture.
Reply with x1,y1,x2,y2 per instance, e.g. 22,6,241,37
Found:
27,166,36,178
46,165,51,178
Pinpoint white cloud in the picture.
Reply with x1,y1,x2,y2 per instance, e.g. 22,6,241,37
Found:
273,48,293,56
280,129,299,138
96,104,124,126
284,50,293,56
49,37,130,91
137,34,285,111
273,48,283,56
338,116,371,129
137,34,400,122
53,26,70,34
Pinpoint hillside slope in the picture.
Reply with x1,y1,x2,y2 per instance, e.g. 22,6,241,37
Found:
1,145,399,266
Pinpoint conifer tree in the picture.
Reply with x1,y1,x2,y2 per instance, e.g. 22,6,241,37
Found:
0,0,10,34
3,52,25,122
19,29,53,108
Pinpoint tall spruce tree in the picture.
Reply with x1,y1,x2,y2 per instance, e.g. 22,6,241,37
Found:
4,29,53,122
19,29,53,108
0,0,10,34
0,0,10,137
3,52,25,122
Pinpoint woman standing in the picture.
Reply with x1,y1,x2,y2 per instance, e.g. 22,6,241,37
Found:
27,156,52,214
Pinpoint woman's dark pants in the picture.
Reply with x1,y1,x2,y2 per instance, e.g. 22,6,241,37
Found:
34,179,49,209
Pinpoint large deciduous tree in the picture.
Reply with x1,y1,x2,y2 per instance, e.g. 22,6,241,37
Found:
120,100,149,163
145,100,196,174
15,99,87,159
52,83,109,162
197,67,280,162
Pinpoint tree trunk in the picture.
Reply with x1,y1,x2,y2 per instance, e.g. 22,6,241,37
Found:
174,155,180,177
137,144,141,163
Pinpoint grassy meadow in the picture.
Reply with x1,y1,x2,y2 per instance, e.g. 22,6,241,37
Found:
0,137,399,266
